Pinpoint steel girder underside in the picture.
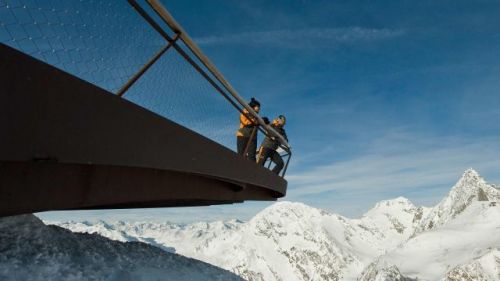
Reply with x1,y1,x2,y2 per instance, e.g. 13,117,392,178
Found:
0,44,287,217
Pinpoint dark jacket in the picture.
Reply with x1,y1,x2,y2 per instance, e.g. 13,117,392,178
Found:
261,125,288,151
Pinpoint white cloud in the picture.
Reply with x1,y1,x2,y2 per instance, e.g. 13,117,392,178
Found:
195,27,405,49
286,132,500,202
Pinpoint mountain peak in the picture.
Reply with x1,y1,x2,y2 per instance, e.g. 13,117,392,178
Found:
364,196,415,217
257,201,320,216
463,168,480,177
457,168,483,187
250,201,325,224
417,168,500,232
378,196,413,206
448,168,489,200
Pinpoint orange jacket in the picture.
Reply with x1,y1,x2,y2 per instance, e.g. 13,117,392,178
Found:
236,109,258,137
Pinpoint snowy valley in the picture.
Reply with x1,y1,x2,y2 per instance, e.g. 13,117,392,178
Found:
2,169,500,280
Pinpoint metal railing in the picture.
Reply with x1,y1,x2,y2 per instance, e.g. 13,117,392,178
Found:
121,0,292,176
0,0,292,177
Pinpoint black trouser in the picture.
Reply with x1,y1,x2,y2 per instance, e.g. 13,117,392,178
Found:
237,136,257,161
257,147,284,174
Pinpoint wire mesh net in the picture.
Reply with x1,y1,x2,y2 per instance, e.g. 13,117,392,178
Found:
0,0,239,149
125,40,237,148
0,0,164,93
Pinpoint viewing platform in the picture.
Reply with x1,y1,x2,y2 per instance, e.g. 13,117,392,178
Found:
0,43,286,217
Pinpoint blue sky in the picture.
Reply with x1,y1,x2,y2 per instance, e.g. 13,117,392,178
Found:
17,0,500,222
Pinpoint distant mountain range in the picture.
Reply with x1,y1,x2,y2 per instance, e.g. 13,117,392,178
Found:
48,168,500,280
2,169,499,280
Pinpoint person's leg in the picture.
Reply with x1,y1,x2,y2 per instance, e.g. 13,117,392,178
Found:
271,151,284,174
257,147,271,166
247,137,258,161
237,136,249,156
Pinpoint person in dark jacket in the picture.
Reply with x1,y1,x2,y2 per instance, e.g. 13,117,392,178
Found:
257,115,288,174
236,97,261,161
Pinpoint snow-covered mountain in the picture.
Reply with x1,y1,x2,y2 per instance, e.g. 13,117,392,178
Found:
48,169,500,280
358,260,409,281
54,199,422,280
358,196,429,251
0,214,243,281
417,168,500,232
380,200,500,280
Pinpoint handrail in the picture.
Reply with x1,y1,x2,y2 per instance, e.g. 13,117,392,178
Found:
127,0,247,121
147,0,291,151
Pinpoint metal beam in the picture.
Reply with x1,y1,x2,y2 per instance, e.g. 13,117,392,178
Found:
126,0,244,114
147,0,291,151
117,35,179,97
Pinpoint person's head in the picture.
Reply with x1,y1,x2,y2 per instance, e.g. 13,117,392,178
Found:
248,97,260,113
273,115,286,127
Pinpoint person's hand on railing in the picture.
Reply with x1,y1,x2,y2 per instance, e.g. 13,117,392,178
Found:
262,117,270,125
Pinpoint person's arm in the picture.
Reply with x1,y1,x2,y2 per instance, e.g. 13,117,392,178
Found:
240,110,257,126
281,129,289,142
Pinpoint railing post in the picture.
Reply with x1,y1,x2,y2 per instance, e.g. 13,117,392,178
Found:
281,152,292,177
243,126,257,159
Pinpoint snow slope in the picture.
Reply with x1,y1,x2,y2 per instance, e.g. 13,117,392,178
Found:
442,249,500,281
0,214,243,281
364,169,500,280
50,169,500,281
381,201,500,280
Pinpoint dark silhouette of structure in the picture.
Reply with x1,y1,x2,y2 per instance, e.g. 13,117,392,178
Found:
0,43,287,217
0,0,291,217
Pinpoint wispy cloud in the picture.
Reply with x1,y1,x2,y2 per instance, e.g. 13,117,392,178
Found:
286,132,500,206
196,27,405,49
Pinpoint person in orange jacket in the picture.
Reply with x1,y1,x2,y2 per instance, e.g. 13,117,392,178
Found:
236,98,268,161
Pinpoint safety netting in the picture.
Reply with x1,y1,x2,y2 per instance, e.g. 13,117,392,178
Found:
0,0,237,148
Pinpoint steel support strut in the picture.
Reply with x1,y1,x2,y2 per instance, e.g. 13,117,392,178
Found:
126,0,243,112
117,34,179,97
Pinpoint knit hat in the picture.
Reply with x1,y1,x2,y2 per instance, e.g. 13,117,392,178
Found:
278,115,286,125
248,97,260,108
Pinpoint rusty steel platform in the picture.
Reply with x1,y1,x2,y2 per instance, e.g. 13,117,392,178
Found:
0,43,287,217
